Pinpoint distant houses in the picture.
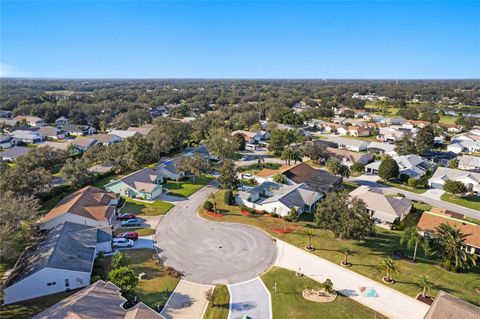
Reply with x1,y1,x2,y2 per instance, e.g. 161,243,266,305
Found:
328,136,369,152
0,146,29,161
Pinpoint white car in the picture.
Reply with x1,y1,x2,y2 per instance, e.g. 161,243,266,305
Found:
242,173,254,179
112,237,134,248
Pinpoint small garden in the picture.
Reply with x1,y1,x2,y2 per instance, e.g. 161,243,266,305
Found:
262,267,387,319
165,175,213,198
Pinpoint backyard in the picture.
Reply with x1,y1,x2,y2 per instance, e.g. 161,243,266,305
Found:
262,267,388,319
203,285,230,319
164,175,213,198
119,197,173,216
104,249,180,309
440,193,480,211
200,190,480,306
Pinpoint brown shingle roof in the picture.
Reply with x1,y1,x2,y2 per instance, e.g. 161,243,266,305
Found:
424,291,480,319
417,208,480,248
40,186,117,223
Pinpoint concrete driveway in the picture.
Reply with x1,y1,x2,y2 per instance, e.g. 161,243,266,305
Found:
228,277,272,319
161,280,213,319
155,182,277,285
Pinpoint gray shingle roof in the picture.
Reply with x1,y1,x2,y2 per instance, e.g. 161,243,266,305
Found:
0,146,29,160
5,222,98,288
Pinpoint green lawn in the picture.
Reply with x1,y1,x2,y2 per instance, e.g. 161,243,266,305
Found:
439,115,458,125
342,181,360,192
0,290,78,319
441,193,480,211
113,227,156,236
165,176,212,198
203,285,230,319
201,190,480,306
104,249,180,309
121,198,173,216
378,180,428,194
262,267,387,319
92,173,125,188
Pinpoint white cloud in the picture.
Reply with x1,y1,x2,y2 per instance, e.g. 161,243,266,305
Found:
0,62,28,77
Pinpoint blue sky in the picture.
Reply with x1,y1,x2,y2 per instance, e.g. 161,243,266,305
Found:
1,1,479,79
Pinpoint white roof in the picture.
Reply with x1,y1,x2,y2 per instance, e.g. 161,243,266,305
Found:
458,155,480,167
109,129,139,139
367,141,396,152
328,136,370,148
430,166,480,184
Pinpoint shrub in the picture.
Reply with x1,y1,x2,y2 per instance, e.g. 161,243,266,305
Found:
407,178,418,188
351,162,365,173
203,201,214,211
399,173,410,183
224,190,235,205
443,180,467,195
272,174,287,184
111,252,128,269
378,157,400,181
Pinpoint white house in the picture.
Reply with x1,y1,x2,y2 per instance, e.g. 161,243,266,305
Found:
14,115,45,127
328,136,370,152
38,186,118,230
447,140,480,154
395,154,435,178
3,222,108,304
458,155,480,172
378,127,405,143
109,129,142,140
350,186,412,228
235,182,323,217
366,141,398,157
428,166,480,193
55,116,69,127
9,129,44,143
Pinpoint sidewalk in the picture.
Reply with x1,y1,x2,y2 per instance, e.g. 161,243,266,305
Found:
275,240,430,319
228,277,272,319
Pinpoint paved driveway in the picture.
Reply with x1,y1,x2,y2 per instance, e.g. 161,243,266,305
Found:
161,280,213,319
275,240,430,319
228,277,272,319
155,182,277,285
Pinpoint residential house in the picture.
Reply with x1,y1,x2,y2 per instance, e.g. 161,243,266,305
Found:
423,151,458,167
452,131,480,143
382,117,406,125
63,124,95,136
395,154,435,178
350,186,412,228
14,115,45,127
327,147,374,168
0,135,16,149
38,141,81,155
428,167,480,193
378,127,405,143
32,280,162,319
402,120,430,130
307,119,327,130
71,137,98,152
417,208,480,255
336,126,348,136
231,130,263,144
155,157,186,180
90,134,122,146
447,140,480,154
423,291,480,319
439,123,463,133
348,126,370,137
39,186,118,230
3,222,111,304
127,124,155,136
236,182,322,217
109,129,142,140
105,168,165,200
54,116,69,127
38,126,65,140
333,116,347,124
9,129,44,143
366,141,398,157
458,155,480,172
327,136,370,152
0,117,19,126
0,146,29,161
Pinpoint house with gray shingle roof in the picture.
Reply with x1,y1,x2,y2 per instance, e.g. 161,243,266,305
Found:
236,181,322,217
3,222,111,304
0,146,29,161
105,168,165,200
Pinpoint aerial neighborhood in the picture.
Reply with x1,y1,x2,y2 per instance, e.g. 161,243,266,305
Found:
1,80,480,319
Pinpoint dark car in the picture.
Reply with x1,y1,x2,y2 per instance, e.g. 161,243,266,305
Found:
117,231,139,240
117,213,137,221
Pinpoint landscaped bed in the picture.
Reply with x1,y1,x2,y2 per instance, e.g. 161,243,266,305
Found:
104,249,180,309
165,175,213,198
261,267,387,319
200,190,480,306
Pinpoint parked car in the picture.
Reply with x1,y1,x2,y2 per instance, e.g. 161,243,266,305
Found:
112,238,134,248
241,156,249,161
117,213,137,220
121,218,141,227
242,173,254,179
116,231,139,240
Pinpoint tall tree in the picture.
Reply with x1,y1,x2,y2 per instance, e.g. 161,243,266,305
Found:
205,127,239,160
218,160,240,190
416,125,435,155
394,132,417,155
301,142,329,164
378,157,399,181
108,266,138,299
378,257,398,283
416,275,434,298
60,158,94,188
176,154,211,182
281,147,302,165
400,226,428,262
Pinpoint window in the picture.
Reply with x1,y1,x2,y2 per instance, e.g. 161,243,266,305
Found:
47,281,56,286
65,279,70,287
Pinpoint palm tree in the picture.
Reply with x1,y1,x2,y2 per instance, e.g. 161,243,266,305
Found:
340,247,353,266
401,226,428,262
209,193,217,213
416,275,434,298
305,230,314,250
379,257,398,283
321,279,335,295
429,223,476,271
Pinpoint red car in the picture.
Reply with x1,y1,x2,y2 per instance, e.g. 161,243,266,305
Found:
117,213,137,221
117,231,139,240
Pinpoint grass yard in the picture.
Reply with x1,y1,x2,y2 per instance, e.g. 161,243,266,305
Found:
440,193,480,211
262,267,387,319
104,249,180,309
203,285,230,319
92,173,125,188
113,227,156,237
237,162,282,174
342,181,360,192
378,180,428,194
165,175,212,198
439,115,458,125
0,290,78,319
200,190,480,305
121,198,173,216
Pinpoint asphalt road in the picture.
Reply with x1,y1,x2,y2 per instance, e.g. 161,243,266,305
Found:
155,182,277,285
351,175,480,219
